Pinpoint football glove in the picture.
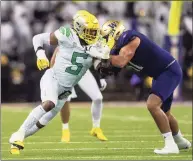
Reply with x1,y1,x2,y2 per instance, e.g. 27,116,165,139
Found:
86,42,110,60
99,79,107,91
96,59,114,78
36,50,49,70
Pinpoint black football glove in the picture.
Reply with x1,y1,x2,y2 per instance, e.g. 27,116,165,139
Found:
97,59,114,78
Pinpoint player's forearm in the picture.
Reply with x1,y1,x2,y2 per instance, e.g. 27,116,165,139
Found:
32,33,51,53
33,32,58,70
110,55,130,68
111,37,140,68
32,32,58,53
110,46,135,68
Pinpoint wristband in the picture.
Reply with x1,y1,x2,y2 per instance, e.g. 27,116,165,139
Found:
35,46,44,54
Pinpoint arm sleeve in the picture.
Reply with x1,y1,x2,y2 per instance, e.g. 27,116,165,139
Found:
32,33,50,52
110,47,119,55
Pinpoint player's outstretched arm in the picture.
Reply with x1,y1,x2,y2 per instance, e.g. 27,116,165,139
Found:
32,32,58,70
110,37,140,68
95,37,140,78
33,32,58,51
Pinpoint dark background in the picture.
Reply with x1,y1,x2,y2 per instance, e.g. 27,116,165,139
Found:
1,1,192,103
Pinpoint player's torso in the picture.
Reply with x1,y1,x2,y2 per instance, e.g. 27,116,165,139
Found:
111,30,175,78
53,28,93,87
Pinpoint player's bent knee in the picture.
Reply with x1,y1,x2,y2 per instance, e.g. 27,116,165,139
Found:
92,92,103,102
146,101,157,111
146,101,161,111
92,95,103,104
42,100,56,112
146,94,162,111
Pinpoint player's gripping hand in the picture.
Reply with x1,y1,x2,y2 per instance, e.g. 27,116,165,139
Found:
100,44,110,59
86,43,110,60
96,59,114,78
99,79,107,91
36,50,49,70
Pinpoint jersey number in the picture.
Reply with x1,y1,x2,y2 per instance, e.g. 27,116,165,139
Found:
65,52,88,75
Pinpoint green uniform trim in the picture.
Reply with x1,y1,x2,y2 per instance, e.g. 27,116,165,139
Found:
59,27,71,37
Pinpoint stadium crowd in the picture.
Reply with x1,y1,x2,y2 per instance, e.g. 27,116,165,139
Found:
1,1,192,102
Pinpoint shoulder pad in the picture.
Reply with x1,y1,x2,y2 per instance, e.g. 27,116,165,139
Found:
59,27,71,37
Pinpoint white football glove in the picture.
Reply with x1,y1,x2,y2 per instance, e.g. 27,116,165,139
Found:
36,50,49,70
86,43,110,60
100,79,107,91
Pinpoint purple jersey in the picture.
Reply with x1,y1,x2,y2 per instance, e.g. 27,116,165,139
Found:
110,30,175,78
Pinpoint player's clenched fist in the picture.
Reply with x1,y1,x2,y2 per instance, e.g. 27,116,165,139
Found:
36,49,49,70
92,35,114,59
86,43,110,60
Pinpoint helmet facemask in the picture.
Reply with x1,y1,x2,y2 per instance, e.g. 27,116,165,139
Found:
82,27,100,45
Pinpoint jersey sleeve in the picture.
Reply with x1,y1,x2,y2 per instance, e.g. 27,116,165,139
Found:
110,46,120,55
118,30,137,47
110,30,136,55
54,26,72,43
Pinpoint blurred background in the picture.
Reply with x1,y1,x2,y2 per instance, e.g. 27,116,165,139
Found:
1,1,192,103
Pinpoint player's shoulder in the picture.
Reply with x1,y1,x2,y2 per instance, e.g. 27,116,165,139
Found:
58,26,72,37
117,29,139,47
120,30,135,38
55,26,77,43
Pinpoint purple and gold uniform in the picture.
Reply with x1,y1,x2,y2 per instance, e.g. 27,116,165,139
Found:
110,30,182,112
